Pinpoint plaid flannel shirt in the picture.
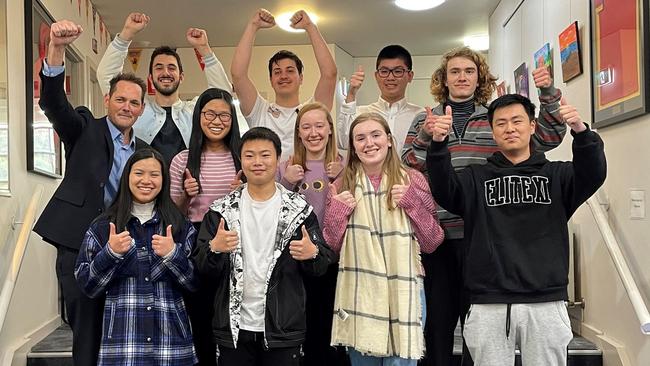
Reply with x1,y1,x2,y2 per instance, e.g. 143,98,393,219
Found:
75,213,198,366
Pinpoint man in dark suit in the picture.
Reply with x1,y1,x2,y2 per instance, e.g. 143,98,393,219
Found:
33,19,148,366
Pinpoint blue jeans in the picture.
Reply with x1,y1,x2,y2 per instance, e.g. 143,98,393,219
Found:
348,288,426,366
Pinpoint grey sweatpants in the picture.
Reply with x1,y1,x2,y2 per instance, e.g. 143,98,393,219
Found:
463,301,573,366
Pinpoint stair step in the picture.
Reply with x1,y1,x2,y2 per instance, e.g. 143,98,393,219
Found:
28,324,601,366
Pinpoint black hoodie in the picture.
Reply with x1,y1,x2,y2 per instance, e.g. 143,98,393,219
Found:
426,127,606,304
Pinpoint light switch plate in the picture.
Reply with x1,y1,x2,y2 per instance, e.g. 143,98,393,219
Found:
630,190,645,219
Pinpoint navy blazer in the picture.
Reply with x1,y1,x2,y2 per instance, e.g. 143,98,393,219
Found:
33,71,148,250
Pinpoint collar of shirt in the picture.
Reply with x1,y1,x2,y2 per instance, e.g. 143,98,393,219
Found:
150,97,184,114
376,96,408,112
106,117,136,148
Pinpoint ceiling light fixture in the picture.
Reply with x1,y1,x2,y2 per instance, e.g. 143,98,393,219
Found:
276,12,319,33
395,0,445,11
464,34,490,51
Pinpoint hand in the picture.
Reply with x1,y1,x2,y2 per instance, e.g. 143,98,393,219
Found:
426,106,453,142
289,226,318,260
290,10,315,30
108,222,132,255
119,13,149,41
229,170,243,191
50,20,83,47
532,66,553,89
283,156,304,184
210,219,238,253
151,225,175,257
346,65,365,101
251,8,275,29
391,183,410,207
330,183,356,209
559,97,586,133
326,160,344,179
183,169,199,198
186,28,210,50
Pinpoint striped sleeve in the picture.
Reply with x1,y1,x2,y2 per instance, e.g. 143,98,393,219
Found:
398,170,444,253
401,112,430,174
533,86,567,151
169,151,188,205
322,179,354,253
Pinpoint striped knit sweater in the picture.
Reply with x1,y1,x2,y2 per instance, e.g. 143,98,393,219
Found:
401,86,566,239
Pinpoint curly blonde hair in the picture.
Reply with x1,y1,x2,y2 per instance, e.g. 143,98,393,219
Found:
430,47,497,105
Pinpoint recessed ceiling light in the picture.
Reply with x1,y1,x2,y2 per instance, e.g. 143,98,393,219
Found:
395,0,445,11
464,34,490,51
276,12,319,33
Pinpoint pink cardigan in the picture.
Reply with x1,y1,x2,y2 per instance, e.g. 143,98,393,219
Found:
323,169,444,254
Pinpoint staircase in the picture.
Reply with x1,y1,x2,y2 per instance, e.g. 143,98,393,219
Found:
27,324,602,366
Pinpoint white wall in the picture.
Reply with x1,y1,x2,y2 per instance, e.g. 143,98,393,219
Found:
490,1,650,364
0,0,112,364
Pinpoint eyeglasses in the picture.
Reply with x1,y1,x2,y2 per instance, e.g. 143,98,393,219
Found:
201,111,232,122
376,67,409,78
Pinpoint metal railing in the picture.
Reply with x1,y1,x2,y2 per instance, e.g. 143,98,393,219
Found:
0,185,44,332
586,194,650,335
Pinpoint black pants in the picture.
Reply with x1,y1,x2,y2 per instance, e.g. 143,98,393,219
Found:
218,330,301,366
420,238,473,366
187,221,218,366
185,285,218,366
302,263,350,366
55,245,104,366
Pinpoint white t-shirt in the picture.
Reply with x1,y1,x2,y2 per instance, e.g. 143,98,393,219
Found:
239,186,282,331
245,94,311,160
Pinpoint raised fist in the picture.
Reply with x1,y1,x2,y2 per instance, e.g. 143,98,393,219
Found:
120,13,149,41
50,20,83,47
252,8,275,29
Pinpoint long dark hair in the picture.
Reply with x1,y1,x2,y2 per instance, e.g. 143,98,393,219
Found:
186,88,242,192
104,148,185,237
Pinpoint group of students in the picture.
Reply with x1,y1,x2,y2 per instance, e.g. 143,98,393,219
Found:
32,8,607,366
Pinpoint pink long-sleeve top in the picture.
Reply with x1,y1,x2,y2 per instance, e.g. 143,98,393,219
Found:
323,168,444,254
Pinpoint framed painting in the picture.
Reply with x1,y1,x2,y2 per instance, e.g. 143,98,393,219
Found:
559,21,583,82
590,0,650,128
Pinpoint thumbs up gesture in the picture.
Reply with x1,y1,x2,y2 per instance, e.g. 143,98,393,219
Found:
183,169,199,198
558,97,586,133
108,222,132,255
391,181,410,207
532,65,552,89
152,225,175,257
210,218,239,253
283,155,305,184
326,159,344,179
229,170,244,191
347,65,365,102
289,225,319,260
330,183,356,209
425,105,453,142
